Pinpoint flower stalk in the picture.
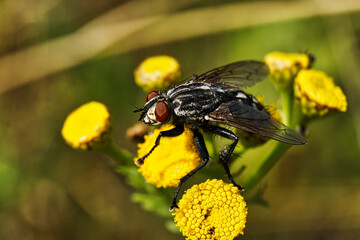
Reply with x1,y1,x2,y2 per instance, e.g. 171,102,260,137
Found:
279,88,294,126
99,141,133,166
242,91,294,191
244,142,290,191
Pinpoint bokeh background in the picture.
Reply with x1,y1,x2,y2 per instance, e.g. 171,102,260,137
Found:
1,0,360,239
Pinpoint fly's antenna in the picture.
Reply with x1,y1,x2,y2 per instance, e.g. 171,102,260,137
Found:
131,102,144,113
133,107,144,113
138,111,146,121
131,103,147,120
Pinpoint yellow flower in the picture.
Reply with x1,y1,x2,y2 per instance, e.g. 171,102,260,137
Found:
136,124,200,188
294,69,347,116
134,55,181,92
264,51,313,89
61,101,111,150
173,179,247,240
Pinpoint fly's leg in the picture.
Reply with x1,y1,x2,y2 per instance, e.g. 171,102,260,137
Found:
170,129,209,211
202,125,244,191
135,124,184,166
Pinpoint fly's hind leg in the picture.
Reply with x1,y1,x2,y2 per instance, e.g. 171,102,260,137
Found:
135,124,184,166
202,124,244,191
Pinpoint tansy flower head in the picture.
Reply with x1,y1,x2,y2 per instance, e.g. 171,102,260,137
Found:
62,101,111,150
173,179,247,240
136,124,200,188
134,55,181,92
294,69,347,116
264,52,313,89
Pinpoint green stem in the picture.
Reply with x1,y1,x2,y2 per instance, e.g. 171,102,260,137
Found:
243,84,296,191
243,142,290,190
280,89,294,126
100,141,133,165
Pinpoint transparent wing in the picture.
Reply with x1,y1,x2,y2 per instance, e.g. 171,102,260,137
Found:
207,100,307,145
190,61,269,89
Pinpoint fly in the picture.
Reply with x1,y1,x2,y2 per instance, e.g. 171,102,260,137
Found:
134,60,306,210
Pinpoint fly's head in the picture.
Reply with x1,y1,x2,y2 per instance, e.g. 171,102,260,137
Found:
134,90,172,126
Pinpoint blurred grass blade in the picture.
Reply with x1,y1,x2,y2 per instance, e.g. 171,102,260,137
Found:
1,0,360,94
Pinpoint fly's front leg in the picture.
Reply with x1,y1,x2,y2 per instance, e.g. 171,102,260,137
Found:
202,124,244,191
170,128,209,211
135,124,184,166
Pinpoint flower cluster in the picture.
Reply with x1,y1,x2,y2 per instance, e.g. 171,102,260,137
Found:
173,179,247,240
265,51,347,118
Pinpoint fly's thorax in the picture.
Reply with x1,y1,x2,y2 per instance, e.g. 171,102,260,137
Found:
167,82,228,120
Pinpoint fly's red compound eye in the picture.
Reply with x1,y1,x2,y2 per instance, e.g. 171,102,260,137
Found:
145,90,159,102
155,101,170,122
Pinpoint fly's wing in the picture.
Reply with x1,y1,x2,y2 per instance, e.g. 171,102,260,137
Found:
190,61,269,89
207,100,307,145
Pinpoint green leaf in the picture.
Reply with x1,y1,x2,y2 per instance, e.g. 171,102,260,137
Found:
132,192,172,218
165,219,181,234
116,165,155,192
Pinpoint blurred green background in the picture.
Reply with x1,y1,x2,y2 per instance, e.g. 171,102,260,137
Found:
1,0,360,239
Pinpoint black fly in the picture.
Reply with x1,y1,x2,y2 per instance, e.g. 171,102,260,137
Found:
134,60,306,210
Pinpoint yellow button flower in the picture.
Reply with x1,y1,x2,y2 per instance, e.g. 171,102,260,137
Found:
173,179,247,240
61,101,111,150
264,51,312,89
134,55,181,92
294,69,347,116
136,124,200,188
